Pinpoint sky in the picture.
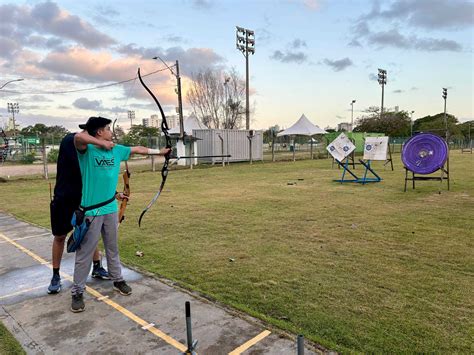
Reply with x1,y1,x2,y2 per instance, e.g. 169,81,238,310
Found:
0,0,472,132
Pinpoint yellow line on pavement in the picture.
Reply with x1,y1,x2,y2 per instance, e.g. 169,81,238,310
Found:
0,232,187,352
0,285,45,300
228,330,271,355
0,233,51,245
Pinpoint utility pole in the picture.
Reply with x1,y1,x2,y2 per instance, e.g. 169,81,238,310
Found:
442,88,448,140
175,60,185,141
7,102,19,138
378,68,387,120
350,100,356,132
236,26,255,130
410,110,415,136
152,56,184,140
127,110,135,128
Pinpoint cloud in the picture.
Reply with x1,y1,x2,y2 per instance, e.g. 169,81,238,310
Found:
73,97,103,110
0,2,116,51
368,73,378,81
116,44,226,75
270,39,309,64
351,1,469,52
271,50,307,64
192,0,213,9
363,0,474,30
323,57,353,71
352,25,463,52
393,89,403,93
303,0,322,11
291,39,307,49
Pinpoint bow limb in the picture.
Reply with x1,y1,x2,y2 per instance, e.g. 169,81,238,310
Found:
112,118,131,224
137,67,171,227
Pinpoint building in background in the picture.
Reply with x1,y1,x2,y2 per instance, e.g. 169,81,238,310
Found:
337,122,352,132
142,114,160,128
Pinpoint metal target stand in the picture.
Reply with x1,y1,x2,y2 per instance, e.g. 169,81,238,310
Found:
333,157,382,184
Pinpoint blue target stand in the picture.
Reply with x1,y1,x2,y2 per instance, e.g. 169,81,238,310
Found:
327,134,384,184
333,157,382,184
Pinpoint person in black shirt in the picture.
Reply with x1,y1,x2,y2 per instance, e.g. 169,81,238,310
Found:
48,132,109,294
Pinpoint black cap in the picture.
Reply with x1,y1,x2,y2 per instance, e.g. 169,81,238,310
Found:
78,116,112,132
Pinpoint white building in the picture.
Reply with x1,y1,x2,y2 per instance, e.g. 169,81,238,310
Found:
337,122,352,132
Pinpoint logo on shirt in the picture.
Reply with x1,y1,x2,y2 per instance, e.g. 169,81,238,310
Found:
94,156,115,167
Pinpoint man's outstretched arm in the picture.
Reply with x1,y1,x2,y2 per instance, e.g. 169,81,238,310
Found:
130,146,171,156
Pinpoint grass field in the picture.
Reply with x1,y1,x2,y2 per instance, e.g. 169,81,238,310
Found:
1,151,473,353
0,322,25,355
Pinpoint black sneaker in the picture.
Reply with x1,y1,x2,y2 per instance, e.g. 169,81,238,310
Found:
92,266,110,280
113,281,132,295
71,293,85,313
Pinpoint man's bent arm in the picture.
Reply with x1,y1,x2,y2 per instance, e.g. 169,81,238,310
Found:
74,131,113,151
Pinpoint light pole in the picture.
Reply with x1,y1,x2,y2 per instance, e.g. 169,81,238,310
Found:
442,88,448,140
0,78,23,90
410,111,414,136
7,102,19,137
152,56,184,141
236,26,255,130
350,100,356,132
127,110,135,128
378,68,387,119
224,77,230,128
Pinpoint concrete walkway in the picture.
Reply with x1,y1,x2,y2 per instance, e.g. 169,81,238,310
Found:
0,212,320,354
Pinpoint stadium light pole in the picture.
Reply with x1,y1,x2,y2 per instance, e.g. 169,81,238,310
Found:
0,78,23,90
127,110,135,128
378,68,387,119
350,100,356,132
236,26,255,130
7,102,19,138
442,88,448,141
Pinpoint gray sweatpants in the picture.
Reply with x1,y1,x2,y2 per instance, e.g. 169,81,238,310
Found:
71,212,123,295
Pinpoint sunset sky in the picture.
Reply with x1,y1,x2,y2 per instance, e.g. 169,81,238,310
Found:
0,0,472,132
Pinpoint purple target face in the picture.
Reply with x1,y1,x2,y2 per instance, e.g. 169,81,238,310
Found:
401,133,448,174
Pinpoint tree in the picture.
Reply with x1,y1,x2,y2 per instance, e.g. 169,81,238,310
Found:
354,107,411,136
20,124,68,138
122,125,159,146
413,113,462,139
187,68,246,129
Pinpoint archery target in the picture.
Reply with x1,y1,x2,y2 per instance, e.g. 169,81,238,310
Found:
326,133,356,162
363,137,389,161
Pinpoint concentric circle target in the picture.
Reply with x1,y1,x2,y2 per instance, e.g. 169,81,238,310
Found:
401,133,448,174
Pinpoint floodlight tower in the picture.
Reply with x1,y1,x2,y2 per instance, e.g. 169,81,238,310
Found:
236,26,255,130
378,68,387,119
7,102,19,138
350,100,356,132
128,110,135,128
442,88,448,140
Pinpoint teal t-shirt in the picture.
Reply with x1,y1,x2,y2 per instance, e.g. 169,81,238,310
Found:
77,144,131,216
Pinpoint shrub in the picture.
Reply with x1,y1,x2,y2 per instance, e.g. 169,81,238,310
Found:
47,149,59,163
21,152,36,164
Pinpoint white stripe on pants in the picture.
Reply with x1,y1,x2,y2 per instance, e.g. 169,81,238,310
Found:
71,212,123,295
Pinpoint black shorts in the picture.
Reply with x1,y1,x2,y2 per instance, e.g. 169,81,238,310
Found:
50,197,80,237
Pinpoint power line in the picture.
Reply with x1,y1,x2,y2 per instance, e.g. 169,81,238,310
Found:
0,66,174,95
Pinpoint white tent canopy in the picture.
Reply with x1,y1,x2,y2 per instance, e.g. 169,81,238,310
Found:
168,114,208,135
277,114,327,137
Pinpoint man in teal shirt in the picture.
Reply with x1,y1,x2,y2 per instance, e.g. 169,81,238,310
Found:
71,116,170,312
